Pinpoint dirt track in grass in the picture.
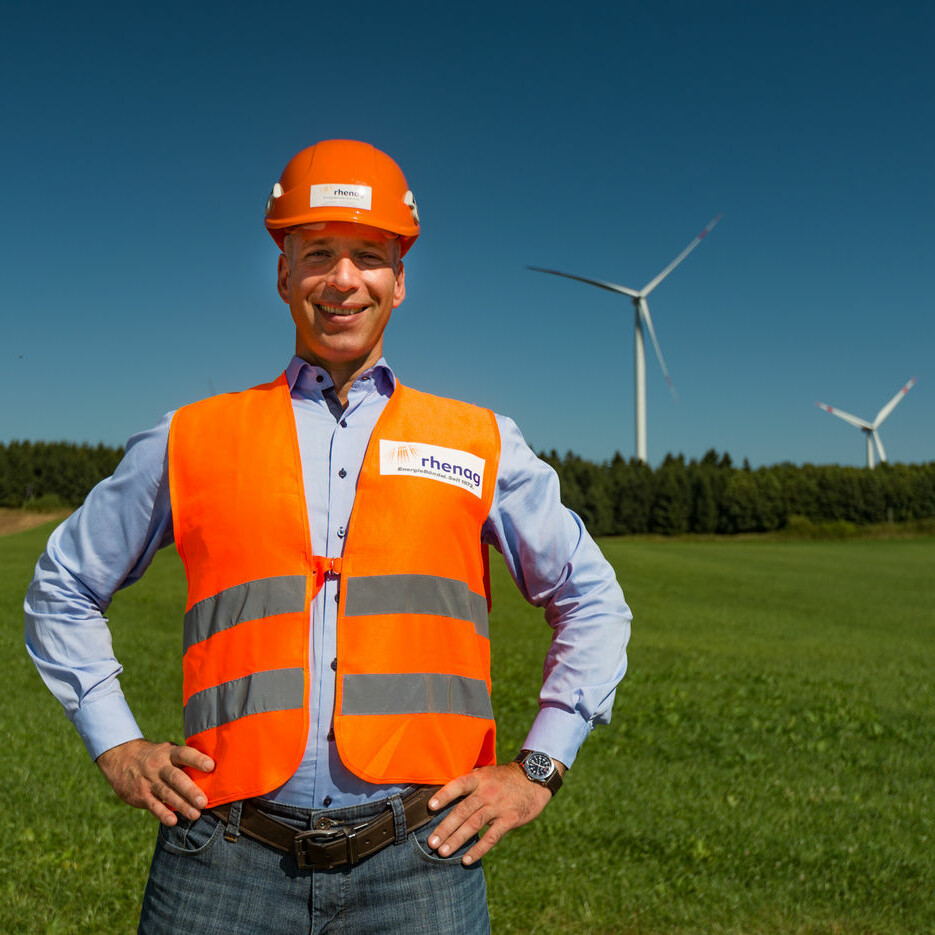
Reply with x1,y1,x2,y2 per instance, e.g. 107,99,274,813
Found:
0,509,69,538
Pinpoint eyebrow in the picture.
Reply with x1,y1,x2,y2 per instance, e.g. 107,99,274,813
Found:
301,237,390,249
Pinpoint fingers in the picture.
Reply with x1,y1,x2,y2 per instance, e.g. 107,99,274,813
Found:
153,744,215,821
427,772,474,812
147,797,182,827
167,744,215,814
427,763,552,865
170,743,216,775
96,739,214,825
460,818,509,865
147,761,205,823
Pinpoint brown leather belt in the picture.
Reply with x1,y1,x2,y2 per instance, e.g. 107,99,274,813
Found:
209,785,441,870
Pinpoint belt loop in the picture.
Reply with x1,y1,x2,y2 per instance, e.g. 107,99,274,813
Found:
389,794,407,845
223,800,243,843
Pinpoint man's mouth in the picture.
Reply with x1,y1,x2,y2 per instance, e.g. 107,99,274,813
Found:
317,303,365,317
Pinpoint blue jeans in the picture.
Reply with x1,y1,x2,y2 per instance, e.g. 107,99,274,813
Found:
138,792,489,934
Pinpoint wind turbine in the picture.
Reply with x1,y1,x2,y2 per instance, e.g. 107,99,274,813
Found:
816,377,917,468
529,215,720,463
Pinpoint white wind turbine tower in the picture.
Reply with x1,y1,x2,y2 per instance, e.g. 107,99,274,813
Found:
529,216,721,463
816,377,917,468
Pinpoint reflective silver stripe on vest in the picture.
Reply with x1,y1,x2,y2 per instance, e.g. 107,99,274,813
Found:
184,668,305,737
342,673,493,720
344,574,489,639
183,575,307,651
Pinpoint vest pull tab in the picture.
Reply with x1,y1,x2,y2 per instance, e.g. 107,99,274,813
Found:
311,555,343,580
309,555,342,600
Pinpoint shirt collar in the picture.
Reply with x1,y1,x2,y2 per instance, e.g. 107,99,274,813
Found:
285,355,397,399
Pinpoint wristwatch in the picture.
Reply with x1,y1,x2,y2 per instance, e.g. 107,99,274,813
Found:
514,750,563,796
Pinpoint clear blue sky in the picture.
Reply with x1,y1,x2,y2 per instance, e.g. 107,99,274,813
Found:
3,1,932,468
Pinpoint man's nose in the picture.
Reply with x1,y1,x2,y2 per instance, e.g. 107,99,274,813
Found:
327,254,360,291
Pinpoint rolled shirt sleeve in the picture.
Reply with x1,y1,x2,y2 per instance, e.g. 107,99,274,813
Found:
484,414,631,768
23,414,175,760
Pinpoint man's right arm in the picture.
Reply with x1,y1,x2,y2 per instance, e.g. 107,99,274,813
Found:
24,413,213,824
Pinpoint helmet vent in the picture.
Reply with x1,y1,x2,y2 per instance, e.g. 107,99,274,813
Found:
404,191,420,225
265,182,284,216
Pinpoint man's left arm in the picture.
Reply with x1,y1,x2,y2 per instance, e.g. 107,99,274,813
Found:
427,415,631,864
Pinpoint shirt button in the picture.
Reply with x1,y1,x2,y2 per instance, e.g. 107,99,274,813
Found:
337,525,346,538
327,728,335,741
322,796,332,807
340,419,348,428
334,593,340,603
330,658,337,671
338,468,347,478
316,374,324,383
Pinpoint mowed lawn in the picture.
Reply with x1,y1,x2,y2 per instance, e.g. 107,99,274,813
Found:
3,522,933,934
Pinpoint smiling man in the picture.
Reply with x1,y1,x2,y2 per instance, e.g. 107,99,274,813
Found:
25,140,631,934
278,221,405,400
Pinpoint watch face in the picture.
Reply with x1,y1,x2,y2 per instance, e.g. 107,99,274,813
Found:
524,751,553,781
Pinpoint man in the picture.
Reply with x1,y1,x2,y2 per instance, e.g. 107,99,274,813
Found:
25,139,631,933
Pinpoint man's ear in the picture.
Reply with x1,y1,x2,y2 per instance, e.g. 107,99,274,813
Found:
276,253,291,303
393,261,406,308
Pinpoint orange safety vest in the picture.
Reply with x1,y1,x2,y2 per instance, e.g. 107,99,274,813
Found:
169,373,501,806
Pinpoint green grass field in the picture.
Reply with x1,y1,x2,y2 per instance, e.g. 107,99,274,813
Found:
4,522,934,934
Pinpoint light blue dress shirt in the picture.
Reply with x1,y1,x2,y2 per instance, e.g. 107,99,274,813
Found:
25,357,631,809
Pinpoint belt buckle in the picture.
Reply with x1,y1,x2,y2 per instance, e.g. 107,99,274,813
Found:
293,824,359,870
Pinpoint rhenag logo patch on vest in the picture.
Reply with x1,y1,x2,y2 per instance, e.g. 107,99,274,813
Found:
379,440,485,498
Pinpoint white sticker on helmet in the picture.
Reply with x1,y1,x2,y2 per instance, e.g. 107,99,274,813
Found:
310,183,372,211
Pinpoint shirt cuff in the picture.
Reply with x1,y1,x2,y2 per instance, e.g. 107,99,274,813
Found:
71,691,144,761
521,704,593,769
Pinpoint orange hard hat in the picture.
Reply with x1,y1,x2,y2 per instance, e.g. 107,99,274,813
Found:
264,140,420,255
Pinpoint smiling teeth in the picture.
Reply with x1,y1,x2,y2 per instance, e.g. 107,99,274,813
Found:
318,304,362,316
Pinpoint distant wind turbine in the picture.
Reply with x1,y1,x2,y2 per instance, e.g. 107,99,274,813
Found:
529,215,721,463
816,377,917,468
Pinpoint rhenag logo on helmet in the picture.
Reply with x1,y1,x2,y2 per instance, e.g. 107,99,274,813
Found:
379,440,485,498
310,183,373,211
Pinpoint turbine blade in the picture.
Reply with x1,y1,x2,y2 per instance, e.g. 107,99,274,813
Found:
873,376,916,427
640,214,721,297
872,430,887,463
527,266,641,298
815,402,872,430
639,298,677,399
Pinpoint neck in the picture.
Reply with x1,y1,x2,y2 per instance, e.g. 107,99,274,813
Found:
297,351,380,406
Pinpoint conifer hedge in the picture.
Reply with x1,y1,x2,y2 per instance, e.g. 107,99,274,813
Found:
3,441,933,534
0,441,123,509
539,449,935,535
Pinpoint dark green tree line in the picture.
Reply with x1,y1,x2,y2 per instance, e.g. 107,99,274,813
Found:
4,441,934,534
541,449,935,536
0,441,123,508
